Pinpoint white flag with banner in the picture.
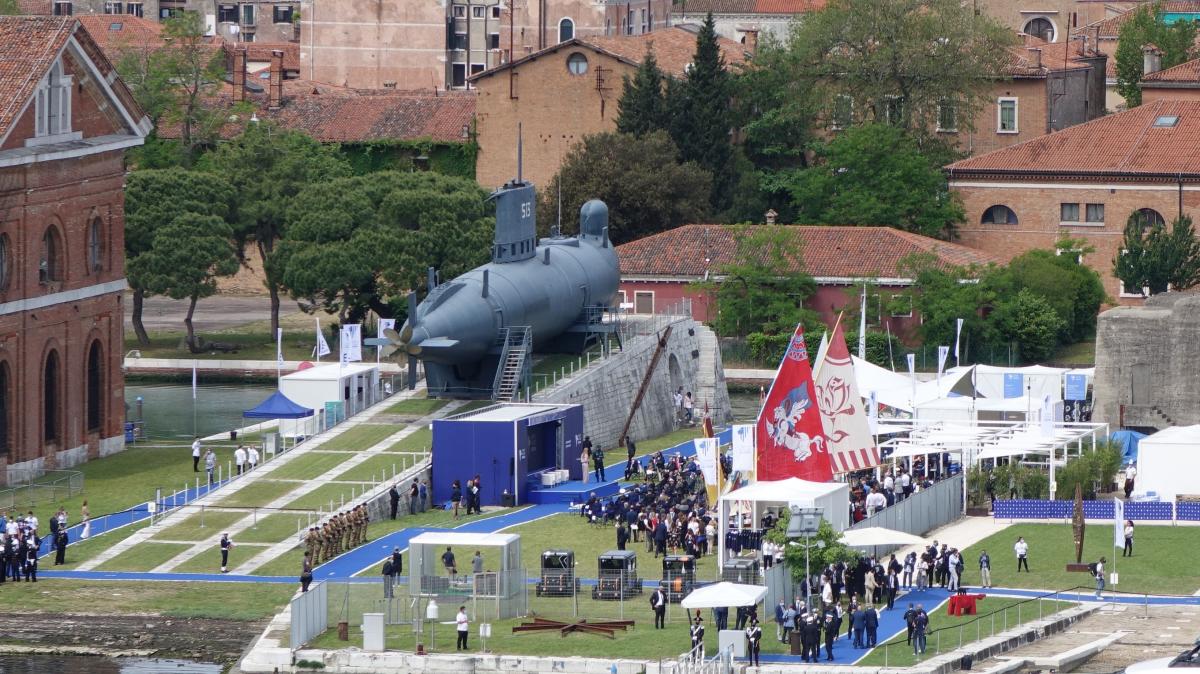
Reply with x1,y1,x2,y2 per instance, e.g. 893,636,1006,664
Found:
694,437,719,486
936,346,949,385
276,328,284,366
906,353,915,378
340,324,362,364
815,322,879,473
191,364,197,400
857,285,867,360
1041,394,1055,438
378,318,396,360
1113,497,1125,548
315,318,331,359
731,424,755,472
868,390,878,435
954,318,964,367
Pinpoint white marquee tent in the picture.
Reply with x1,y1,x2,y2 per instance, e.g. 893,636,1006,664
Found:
1135,425,1200,502
680,582,768,609
718,478,849,563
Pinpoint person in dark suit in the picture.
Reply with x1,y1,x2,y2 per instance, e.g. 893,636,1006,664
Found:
824,607,839,661
903,603,917,645
689,617,705,660
616,522,628,551
388,483,400,520
803,614,822,663
746,618,762,667
885,569,898,610
865,604,879,647
851,606,866,648
651,587,667,629
653,519,668,558
714,605,728,631
391,546,402,575
53,529,67,565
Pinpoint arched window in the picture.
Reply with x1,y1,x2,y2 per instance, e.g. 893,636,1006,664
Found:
0,361,9,457
44,350,61,444
981,205,1018,224
88,217,103,274
1136,208,1166,227
40,226,62,284
0,234,9,291
567,52,589,75
87,341,103,432
558,17,574,42
1023,17,1055,42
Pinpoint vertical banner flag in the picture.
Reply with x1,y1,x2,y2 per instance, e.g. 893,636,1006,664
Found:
192,364,197,400
694,437,719,486
906,353,916,409
815,321,879,473
954,318,964,367
857,285,867,360
755,324,834,482
1040,394,1055,437
1003,373,1024,399
340,324,362,364
868,390,878,436
936,346,949,387
377,318,396,361
1113,497,1125,548
276,328,284,366
1065,374,1088,401
731,424,755,472
315,318,331,359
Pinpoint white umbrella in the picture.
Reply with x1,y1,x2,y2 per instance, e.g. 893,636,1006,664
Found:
839,527,926,548
680,582,768,609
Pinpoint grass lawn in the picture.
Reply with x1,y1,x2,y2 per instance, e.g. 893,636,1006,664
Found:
321,424,402,451
94,542,192,572
150,510,246,542
284,483,373,511
0,579,296,620
856,598,1076,667
960,523,1200,595
1052,340,1095,367
237,513,310,544
385,427,431,452
386,397,448,416
267,452,355,481
56,521,150,569
130,327,317,362
214,480,301,509
331,454,420,483
252,546,305,577
171,544,271,574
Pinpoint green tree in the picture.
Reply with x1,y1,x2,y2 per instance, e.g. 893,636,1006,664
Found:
698,225,818,338
998,247,1107,342
198,123,351,334
538,131,712,244
774,0,1013,141
124,168,235,345
766,514,859,583
779,124,965,239
668,13,736,211
127,213,240,351
990,288,1066,363
278,172,493,324
1114,213,1200,296
900,252,999,359
0,0,20,15
615,50,669,137
1115,2,1197,107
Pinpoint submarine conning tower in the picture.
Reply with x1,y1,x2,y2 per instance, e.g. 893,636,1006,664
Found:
491,178,537,264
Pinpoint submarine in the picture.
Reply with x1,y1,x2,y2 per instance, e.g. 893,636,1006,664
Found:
388,173,620,399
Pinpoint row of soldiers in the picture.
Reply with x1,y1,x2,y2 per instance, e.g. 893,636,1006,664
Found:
305,504,370,565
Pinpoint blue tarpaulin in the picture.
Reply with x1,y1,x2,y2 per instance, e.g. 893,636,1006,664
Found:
243,391,314,419
1111,429,1147,464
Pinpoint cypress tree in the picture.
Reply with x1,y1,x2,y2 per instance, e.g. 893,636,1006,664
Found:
668,13,734,211
616,49,669,137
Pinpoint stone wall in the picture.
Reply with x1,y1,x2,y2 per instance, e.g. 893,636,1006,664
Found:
1093,292,1200,429
533,316,730,449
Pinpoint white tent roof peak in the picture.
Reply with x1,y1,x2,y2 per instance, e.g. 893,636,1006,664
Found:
680,582,768,609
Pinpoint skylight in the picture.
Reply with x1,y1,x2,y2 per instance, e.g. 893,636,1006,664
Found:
1154,115,1180,127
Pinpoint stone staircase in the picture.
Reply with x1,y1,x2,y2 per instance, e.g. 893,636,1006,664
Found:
694,323,725,424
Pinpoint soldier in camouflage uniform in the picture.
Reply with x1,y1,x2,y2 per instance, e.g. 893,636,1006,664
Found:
360,505,370,545
304,527,317,563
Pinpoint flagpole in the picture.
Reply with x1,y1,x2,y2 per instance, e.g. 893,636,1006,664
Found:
192,361,198,438
315,318,321,363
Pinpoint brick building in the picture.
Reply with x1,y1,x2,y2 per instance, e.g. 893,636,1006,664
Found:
1141,56,1200,102
615,224,999,342
671,0,824,43
298,0,670,91
471,25,748,190
0,17,150,480
973,0,1131,44
946,99,1200,302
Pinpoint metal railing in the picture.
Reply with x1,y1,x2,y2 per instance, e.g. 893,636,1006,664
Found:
0,469,83,509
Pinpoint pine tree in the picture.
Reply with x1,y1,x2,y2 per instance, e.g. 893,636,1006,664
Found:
616,50,668,137
668,13,735,211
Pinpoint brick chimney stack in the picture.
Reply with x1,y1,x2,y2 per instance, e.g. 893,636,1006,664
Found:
742,28,759,56
268,49,283,110
765,208,778,225
1143,44,1162,76
1028,47,1042,69
232,46,247,103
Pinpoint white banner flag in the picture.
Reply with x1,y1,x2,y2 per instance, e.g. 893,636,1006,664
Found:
731,424,755,472
340,324,362,364
906,353,915,377
857,286,868,360
315,318,331,359
1041,394,1055,438
936,345,949,387
276,328,284,366
868,390,878,435
1113,497,1125,548
954,318,964,367
815,322,879,473
377,318,396,360
694,437,719,486
192,364,197,400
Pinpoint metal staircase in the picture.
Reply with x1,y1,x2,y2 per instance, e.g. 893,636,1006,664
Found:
492,326,532,401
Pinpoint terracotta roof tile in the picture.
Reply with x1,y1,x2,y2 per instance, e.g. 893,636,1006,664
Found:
1142,56,1200,83
674,0,824,14
1004,38,1093,77
238,42,300,71
1089,2,1200,39
0,16,75,140
946,99,1200,176
77,15,164,51
15,0,51,14
616,224,1000,278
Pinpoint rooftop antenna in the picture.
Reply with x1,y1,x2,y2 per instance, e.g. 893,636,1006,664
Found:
517,121,523,184
556,174,562,232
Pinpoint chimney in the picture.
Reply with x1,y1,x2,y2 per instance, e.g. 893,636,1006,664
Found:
1092,26,1101,54
1143,44,1162,76
742,28,759,56
765,208,778,225
1028,47,1042,69
268,49,284,110
232,46,247,103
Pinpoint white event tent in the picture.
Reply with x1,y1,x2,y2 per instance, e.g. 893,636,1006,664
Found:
1136,425,1200,502
718,478,849,563
680,582,768,609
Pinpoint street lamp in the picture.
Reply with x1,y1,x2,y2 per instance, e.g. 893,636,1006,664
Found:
786,506,824,611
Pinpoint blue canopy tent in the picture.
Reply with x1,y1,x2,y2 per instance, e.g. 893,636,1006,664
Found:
243,391,314,419
1110,429,1147,464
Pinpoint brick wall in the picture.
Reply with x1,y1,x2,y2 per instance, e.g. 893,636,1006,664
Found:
1142,86,1200,104
474,46,633,190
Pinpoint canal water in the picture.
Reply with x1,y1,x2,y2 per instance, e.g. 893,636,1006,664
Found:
0,655,221,673
124,382,275,441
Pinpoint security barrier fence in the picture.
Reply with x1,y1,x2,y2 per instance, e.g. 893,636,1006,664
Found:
848,473,964,556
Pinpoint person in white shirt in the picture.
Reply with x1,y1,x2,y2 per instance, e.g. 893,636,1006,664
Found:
234,446,247,475
1123,520,1135,557
192,437,202,472
947,550,961,591
1124,462,1137,499
455,606,470,650
1014,537,1030,572
1094,557,1106,598
247,446,260,470
898,470,911,498
883,473,895,493
865,488,887,515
